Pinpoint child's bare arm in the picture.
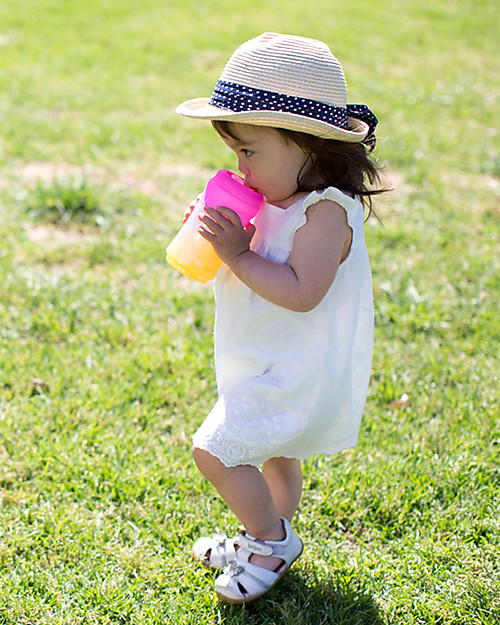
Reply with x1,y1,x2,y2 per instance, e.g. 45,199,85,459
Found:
199,200,352,312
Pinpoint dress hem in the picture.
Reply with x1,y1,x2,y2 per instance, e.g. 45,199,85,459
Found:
191,437,360,468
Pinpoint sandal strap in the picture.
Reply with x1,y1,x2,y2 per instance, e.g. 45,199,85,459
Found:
236,517,297,561
225,559,277,590
237,533,275,557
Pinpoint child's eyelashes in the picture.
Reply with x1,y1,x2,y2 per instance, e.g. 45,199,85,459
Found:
240,148,254,157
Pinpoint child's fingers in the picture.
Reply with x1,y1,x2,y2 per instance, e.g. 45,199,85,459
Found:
245,223,256,243
198,211,224,235
197,225,216,241
182,199,197,223
205,205,242,227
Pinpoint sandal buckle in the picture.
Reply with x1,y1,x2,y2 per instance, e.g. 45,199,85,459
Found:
226,560,244,577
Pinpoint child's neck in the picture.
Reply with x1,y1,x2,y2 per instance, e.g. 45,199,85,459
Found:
267,191,309,210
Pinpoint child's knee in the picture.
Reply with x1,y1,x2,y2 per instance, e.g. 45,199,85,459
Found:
192,446,221,479
192,445,206,469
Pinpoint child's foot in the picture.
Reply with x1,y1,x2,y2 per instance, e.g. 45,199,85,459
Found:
243,521,286,572
214,517,303,604
192,533,238,570
192,523,283,572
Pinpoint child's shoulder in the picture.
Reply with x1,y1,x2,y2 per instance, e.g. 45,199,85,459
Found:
303,197,351,229
303,186,358,207
302,187,362,225
297,196,352,254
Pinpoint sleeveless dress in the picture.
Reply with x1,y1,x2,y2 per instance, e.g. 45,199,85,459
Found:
192,187,373,467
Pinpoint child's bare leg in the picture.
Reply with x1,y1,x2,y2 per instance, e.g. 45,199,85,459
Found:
193,447,285,570
262,457,302,521
193,447,283,538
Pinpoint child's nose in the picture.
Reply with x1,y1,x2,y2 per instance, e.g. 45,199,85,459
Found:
237,155,250,176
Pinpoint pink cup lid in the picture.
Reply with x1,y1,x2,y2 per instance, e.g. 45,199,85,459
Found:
205,170,263,227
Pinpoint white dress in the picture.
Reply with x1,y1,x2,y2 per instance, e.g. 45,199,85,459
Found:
192,187,373,467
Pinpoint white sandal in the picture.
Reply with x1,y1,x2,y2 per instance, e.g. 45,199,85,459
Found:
192,533,238,570
214,517,303,604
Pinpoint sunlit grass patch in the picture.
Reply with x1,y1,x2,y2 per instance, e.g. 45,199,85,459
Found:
23,178,105,226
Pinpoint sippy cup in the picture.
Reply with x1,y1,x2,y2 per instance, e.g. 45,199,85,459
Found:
166,170,264,283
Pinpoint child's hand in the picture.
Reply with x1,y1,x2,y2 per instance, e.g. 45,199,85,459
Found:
183,200,197,223
183,194,203,223
198,205,255,265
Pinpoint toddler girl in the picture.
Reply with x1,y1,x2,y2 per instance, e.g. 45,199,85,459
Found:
175,32,382,604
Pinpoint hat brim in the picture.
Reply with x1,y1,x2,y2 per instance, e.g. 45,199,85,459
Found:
176,98,369,142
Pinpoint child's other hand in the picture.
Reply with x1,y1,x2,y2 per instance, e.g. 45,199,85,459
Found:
183,195,203,223
198,205,255,264
182,200,196,223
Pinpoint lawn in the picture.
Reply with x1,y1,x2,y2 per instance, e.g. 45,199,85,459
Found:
0,0,498,623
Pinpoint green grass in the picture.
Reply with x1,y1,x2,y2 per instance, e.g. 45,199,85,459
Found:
0,0,498,623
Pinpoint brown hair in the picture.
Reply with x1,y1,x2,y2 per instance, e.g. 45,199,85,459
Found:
212,120,386,218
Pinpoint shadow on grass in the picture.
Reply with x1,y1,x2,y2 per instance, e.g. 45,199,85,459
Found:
217,566,384,625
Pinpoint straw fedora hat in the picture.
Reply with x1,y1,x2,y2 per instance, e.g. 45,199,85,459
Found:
176,32,377,144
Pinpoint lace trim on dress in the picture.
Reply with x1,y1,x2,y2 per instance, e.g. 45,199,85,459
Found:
290,187,362,234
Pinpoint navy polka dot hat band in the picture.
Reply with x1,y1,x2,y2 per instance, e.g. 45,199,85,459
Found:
176,33,378,147
209,80,378,148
